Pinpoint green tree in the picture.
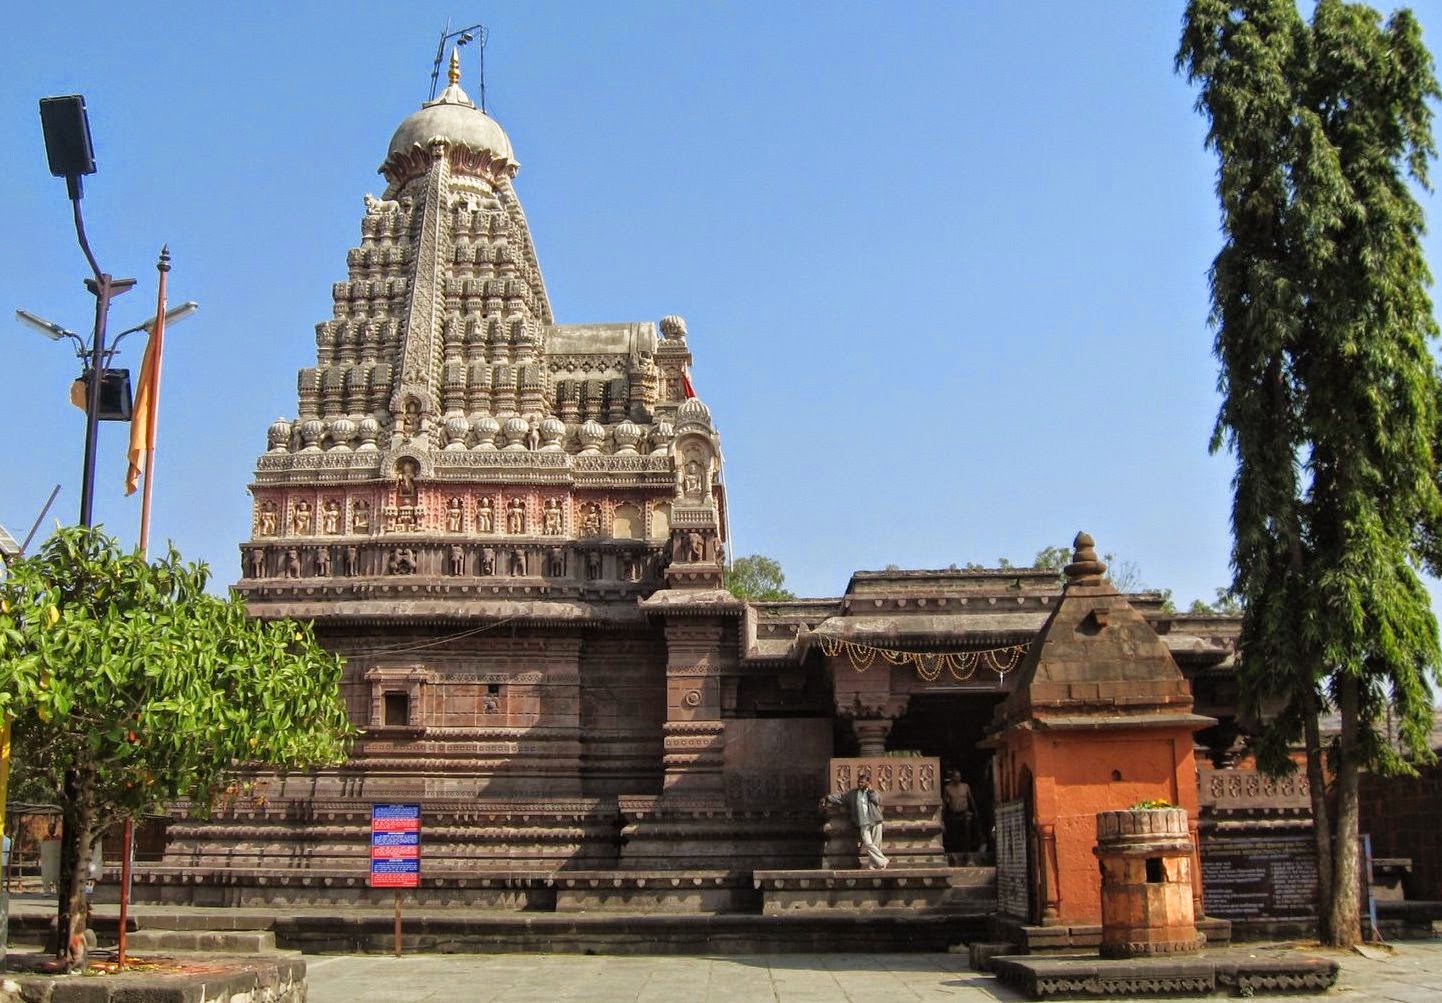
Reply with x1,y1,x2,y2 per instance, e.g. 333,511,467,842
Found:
0,527,354,970
724,554,796,601
1188,588,1245,615
1179,0,1442,947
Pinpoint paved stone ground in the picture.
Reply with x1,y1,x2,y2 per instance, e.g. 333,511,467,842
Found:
302,942,1442,1002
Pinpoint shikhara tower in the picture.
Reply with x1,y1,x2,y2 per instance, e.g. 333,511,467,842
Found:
241,52,726,604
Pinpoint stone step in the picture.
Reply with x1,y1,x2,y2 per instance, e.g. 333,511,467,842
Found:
121,929,279,954
272,910,990,954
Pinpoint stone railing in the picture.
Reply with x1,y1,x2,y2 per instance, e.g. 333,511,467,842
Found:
1199,767,1311,813
827,757,939,805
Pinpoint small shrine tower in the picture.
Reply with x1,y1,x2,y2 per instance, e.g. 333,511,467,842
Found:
985,533,1215,943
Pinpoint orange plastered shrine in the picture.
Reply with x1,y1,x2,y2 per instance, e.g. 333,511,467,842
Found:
985,533,1213,940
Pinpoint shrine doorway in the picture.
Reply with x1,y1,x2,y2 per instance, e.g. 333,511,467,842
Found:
885,692,1004,858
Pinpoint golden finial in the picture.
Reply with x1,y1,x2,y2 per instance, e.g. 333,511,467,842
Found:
448,48,461,87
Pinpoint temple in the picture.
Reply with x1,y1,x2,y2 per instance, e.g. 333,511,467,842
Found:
124,53,1327,951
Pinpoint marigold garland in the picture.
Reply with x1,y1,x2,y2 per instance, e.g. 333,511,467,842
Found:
817,636,1029,681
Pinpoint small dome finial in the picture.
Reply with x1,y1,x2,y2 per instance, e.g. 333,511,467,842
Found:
1063,531,1108,588
448,48,461,87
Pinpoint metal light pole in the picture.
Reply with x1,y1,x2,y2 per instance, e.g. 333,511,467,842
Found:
39,94,136,528
36,91,131,969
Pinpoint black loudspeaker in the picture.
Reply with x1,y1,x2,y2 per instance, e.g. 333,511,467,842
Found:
39,95,97,178
71,369,133,421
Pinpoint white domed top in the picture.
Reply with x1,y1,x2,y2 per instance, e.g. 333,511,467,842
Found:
386,54,516,169
387,86,515,164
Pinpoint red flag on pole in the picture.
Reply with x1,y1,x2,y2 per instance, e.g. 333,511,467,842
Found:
681,364,696,399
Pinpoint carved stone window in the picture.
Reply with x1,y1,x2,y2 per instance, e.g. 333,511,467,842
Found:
383,692,409,727
365,666,428,730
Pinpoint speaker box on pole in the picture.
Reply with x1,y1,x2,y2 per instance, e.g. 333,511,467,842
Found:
39,95,97,178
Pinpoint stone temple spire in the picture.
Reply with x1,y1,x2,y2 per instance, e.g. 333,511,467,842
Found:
240,54,726,595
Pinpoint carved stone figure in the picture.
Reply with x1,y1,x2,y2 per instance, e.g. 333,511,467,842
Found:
480,547,496,576
547,547,565,577
397,458,419,501
345,546,360,577
446,497,464,532
476,497,494,533
390,548,417,575
401,399,422,437
284,548,302,579
542,498,563,536
686,531,705,563
292,501,313,536
353,500,371,534
581,502,602,537
449,544,465,576
482,693,500,714
248,548,266,578
508,548,527,576
526,418,541,452
586,550,603,581
507,498,526,534
683,460,703,498
624,554,642,583
316,547,331,577
363,193,399,214
259,501,278,536
716,540,725,565
322,499,341,534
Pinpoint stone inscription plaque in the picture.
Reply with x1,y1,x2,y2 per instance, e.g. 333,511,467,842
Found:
995,800,1029,920
1201,833,1318,920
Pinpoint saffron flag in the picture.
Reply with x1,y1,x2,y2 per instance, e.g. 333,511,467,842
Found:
124,312,165,496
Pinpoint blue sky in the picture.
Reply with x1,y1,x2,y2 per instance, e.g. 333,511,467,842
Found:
3,1,1442,608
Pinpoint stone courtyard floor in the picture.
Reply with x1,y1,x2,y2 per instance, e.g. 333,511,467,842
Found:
302,942,1442,1002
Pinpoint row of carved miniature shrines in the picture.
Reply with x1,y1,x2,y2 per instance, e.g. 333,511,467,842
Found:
254,494,669,540
245,540,665,582
274,400,690,454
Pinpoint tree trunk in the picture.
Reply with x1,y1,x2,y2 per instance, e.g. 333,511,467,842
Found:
1302,686,1333,934
52,767,95,971
1326,674,1361,948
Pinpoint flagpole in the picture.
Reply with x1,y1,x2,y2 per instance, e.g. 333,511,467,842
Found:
136,246,169,555
118,246,168,968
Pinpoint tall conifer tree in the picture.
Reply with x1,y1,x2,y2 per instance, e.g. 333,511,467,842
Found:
1178,0,1442,947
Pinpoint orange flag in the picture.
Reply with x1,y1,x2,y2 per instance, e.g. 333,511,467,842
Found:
124,303,166,497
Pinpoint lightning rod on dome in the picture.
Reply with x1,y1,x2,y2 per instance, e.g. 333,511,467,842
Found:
428,19,489,108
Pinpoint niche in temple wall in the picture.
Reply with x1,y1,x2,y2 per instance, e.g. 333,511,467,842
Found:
613,503,642,539
674,438,715,503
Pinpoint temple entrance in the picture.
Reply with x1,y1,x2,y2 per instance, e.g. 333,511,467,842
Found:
885,692,1003,861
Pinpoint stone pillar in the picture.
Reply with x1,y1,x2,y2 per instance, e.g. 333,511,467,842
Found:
534,635,585,798
1094,808,1203,958
852,719,893,757
660,618,731,797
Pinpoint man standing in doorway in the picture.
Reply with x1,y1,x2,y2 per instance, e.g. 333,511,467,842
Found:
821,772,889,869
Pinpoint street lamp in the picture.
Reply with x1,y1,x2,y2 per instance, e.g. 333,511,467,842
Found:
38,93,137,528
14,301,199,422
